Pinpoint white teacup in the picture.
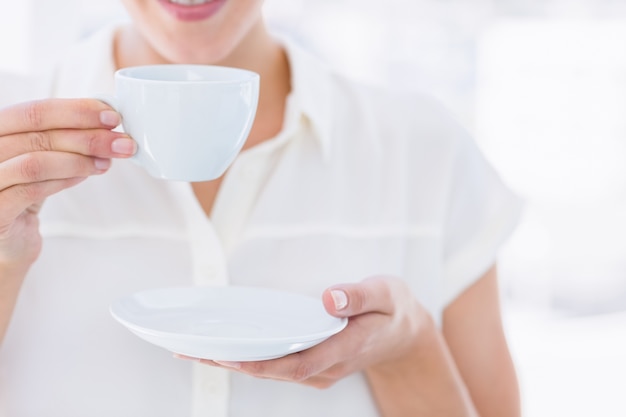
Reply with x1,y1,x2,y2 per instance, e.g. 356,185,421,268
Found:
100,64,259,181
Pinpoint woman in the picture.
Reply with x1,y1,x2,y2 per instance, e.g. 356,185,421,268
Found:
0,0,522,416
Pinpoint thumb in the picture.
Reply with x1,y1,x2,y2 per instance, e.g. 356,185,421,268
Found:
322,277,393,318
322,287,349,317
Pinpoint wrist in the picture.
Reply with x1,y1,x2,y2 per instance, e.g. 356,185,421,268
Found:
0,259,32,283
365,311,478,417
0,261,30,347
368,304,438,376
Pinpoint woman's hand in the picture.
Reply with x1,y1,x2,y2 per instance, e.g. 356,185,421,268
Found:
0,98,135,268
178,276,428,389
178,270,519,417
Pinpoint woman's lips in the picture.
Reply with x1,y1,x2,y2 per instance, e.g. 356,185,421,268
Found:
158,0,227,22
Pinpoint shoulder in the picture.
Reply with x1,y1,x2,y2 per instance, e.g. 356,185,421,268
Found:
51,23,118,97
282,35,468,154
326,71,470,156
0,71,50,107
329,71,452,126
59,24,117,64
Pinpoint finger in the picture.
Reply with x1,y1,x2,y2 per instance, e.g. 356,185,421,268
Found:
212,319,369,383
322,276,398,317
213,353,331,384
0,177,87,225
0,129,135,162
179,355,335,388
0,98,120,136
0,151,110,192
175,334,360,388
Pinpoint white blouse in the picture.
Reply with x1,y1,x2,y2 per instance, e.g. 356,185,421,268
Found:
0,24,522,417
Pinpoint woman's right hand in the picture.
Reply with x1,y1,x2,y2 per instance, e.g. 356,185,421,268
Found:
0,98,136,271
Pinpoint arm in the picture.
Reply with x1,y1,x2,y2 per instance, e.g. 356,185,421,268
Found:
0,263,29,345
366,265,520,417
365,307,478,417
442,265,520,417
0,98,135,346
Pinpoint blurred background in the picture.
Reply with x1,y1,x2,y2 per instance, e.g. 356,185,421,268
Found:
2,0,626,415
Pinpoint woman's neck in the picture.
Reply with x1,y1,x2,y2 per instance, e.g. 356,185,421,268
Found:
114,22,291,148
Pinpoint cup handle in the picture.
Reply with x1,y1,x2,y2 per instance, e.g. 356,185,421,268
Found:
93,94,143,168
93,93,119,117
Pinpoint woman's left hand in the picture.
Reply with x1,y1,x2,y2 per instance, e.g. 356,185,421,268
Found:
177,276,429,389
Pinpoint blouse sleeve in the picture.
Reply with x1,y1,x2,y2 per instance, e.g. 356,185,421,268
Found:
441,127,524,308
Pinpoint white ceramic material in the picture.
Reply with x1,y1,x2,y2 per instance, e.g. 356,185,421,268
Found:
102,64,259,181
110,286,348,361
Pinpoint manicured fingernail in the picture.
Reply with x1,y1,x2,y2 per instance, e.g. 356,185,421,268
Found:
94,158,111,171
214,361,241,369
111,137,136,155
100,110,121,127
331,290,348,310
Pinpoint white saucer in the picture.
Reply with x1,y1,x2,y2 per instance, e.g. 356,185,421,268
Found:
110,286,348,361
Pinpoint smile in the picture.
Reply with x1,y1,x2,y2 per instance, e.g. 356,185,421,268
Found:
160,0,226,21
168,0,214,5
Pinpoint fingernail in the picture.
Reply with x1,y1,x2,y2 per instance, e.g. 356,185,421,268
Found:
214,360,241,369
94,158,111,171
331,290,348,310
100,110,121,127
111,137,136,155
